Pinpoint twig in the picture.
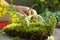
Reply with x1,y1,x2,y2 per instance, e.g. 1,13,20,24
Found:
28,4,38,13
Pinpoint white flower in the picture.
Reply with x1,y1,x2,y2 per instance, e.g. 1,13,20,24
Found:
37,15,43,22
25,15,32,26
25,17,30,26
48,36,54,40
27,15,32,20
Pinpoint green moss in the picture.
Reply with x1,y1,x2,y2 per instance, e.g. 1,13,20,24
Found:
3,14,56,40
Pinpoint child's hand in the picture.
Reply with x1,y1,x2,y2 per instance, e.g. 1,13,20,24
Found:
13,5,37,16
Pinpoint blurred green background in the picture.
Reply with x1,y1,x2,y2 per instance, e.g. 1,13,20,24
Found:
5,0,34,6
33,0,60,13
6,0,60,13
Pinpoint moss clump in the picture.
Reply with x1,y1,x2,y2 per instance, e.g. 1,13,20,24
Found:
3,15,56,40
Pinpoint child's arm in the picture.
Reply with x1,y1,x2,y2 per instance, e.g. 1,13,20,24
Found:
1,0,37,15
13,5,37,15
0,0,37,22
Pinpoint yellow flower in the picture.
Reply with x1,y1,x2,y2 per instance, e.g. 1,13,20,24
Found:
0,2,7,7
16,18,20,22
10,12,14,16
12,14,17,17
11,17,17,23
0,13,2,17
0,7,2,11
2,8,7,15
3,3,7,7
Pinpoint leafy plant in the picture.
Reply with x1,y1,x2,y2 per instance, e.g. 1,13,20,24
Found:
1,0,57,40
3,23,21,37
33,0,60,14
40,10,60,22
3,14,57,40
12,37,21,40
0,1,8,17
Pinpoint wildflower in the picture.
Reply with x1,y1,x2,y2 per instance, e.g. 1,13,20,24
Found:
0,1,7,7
16,18,20,22
10,12,14,16
48,36,54,40
12,14,17,18
2,8,7,15
0,7,2,11
25,15,31,26
25,17,30,26
25,15,32,26
37,15,43,23
0,13,2,17
0,1,7,17
27,15,32,20
11,17,17,23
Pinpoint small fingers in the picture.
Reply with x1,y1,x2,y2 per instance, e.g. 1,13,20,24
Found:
26,8,37,15
31,9,37,15
31,9,38,18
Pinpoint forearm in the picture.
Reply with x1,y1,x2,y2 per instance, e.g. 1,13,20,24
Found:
13,5,37,15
